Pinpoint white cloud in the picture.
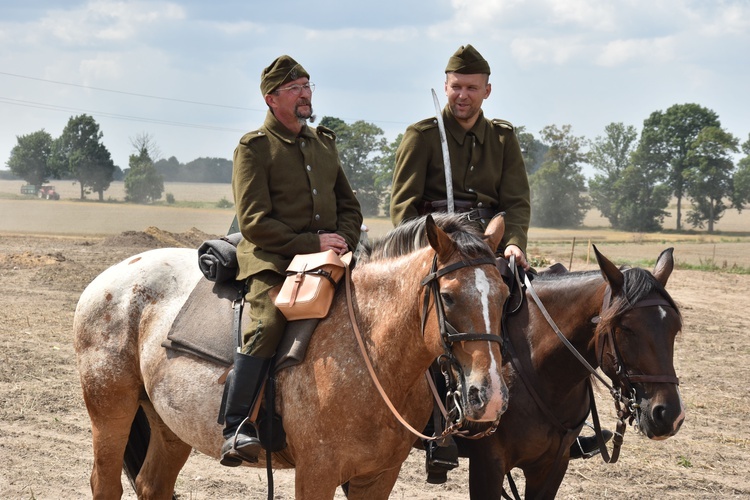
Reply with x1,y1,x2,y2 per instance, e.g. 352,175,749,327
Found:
510,36,588,67
596,37,677,67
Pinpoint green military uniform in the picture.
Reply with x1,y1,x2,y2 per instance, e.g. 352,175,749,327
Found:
233,110,362,356
390,105,530,253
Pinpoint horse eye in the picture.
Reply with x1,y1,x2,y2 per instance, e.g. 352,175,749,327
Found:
440,292,455,307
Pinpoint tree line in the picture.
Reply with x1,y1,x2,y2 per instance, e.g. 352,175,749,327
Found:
6,104,750,232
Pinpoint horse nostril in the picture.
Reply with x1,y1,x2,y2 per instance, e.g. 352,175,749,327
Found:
468,386,484,409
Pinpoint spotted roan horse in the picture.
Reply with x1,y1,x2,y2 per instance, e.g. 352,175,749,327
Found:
74,214,509,499
457,246,685,499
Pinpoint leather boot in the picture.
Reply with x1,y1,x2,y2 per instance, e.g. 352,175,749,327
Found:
219,352,270,467
425,437,459,484
569,429,614,459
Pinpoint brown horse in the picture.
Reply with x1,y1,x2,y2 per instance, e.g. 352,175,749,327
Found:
458,246,685,499
74,214,509,500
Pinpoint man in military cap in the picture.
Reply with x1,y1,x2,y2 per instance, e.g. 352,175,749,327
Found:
391,43,531,270
391,44,610,483
219,55,362,467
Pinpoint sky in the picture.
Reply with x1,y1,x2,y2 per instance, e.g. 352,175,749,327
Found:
1,0,749,179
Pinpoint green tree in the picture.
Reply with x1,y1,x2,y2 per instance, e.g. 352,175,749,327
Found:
636,103,720,230
376,133,402,215
588,123,640,228
529,124,589,227
6,130,55,187
55,114,116,200
734,134,750,211
124,134,164,203
684,126,739,232
516,126,547,176
609,163,671,232
319,116,388,216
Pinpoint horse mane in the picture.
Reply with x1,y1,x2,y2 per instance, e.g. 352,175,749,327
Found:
533,266,681,325
360,213,494,263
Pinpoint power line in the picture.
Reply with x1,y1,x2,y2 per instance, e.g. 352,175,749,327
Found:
0,97,247,133
0,70,266,113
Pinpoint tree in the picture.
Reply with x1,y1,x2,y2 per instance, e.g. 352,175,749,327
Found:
588,123,641,228
55,114,116,200
734,134,750,211
516,126,547,176
609,163,671,232
684,126,739,232
529,125,589,227
124,135,164,203
319,116,388,216
375,133,402,215
6,130,55,187
636,103,720,230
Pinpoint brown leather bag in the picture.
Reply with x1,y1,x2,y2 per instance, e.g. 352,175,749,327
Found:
274,250,352,321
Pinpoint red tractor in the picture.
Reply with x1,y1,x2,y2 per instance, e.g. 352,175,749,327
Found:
37,185,60,200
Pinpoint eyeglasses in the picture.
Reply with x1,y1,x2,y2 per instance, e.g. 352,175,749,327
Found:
276,82,315,95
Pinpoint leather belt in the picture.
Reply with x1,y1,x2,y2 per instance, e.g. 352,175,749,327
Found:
418,199,498,222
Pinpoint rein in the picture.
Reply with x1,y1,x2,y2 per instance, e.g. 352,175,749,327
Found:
523,272,680,457
344,253,500,442
500,264,679,500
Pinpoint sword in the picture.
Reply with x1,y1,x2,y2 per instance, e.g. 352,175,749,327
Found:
431,88,454,214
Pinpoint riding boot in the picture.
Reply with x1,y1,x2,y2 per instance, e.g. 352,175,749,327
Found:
219,352,270,467
425,436,459,484
569,428,614,459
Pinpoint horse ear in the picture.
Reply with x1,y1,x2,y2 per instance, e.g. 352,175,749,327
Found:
652,247,674,287
593,245,624,295
425,214,454,258
484,213,506,252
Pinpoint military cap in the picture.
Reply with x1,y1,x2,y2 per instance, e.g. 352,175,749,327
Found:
445,44,491,75
260,55,310,95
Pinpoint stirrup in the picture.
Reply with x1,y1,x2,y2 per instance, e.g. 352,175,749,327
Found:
570,429,613,460
425,439,459,484
220,419,262,466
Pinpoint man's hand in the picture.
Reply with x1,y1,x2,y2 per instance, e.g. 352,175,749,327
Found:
319,233,349,255
504,244,530,271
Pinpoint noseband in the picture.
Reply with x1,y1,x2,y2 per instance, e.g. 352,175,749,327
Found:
420,253,502,436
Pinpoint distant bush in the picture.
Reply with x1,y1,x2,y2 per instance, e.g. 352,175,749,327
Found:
166,193,175,204
216,197,233,209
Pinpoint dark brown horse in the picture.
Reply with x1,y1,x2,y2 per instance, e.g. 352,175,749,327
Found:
458,246,685,499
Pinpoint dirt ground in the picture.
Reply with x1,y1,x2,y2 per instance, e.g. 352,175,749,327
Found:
1,200,749,498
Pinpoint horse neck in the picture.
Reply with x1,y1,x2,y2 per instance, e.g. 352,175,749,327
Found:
351,249,439,388
519,273,607,391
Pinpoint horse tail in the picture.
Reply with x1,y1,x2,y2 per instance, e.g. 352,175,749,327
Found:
123,406,179,500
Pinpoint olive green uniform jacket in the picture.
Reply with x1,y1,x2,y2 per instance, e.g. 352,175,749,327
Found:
390,106,530,252
233,111,363,281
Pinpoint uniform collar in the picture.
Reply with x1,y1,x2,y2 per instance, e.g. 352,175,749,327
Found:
264,110,313,143
443,106,487,146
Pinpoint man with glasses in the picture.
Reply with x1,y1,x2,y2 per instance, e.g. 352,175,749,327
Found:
219,55,362,466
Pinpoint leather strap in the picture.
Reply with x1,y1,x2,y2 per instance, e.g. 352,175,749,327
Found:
344,262,438,441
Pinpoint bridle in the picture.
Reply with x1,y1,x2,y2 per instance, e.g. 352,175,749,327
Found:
344,251,502,442
420,254,503,438
522,270,680,460
593,285,680,438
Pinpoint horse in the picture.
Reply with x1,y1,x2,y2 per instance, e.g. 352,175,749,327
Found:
456,246,685,499
73,213,510,500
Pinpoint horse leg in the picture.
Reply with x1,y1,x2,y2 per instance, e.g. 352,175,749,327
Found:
522,461,568,500
80,377,141,499
134,402,192,500
344,466,402,500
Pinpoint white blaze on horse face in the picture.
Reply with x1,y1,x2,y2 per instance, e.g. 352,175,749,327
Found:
658,306,667,321
474,268,492,332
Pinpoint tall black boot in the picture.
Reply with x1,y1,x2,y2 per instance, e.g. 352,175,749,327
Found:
219,352,270,467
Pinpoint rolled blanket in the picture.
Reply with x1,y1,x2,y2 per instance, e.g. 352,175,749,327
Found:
197,232,243,282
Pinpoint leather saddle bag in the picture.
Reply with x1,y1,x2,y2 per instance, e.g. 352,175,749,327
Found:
274,250,352,321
